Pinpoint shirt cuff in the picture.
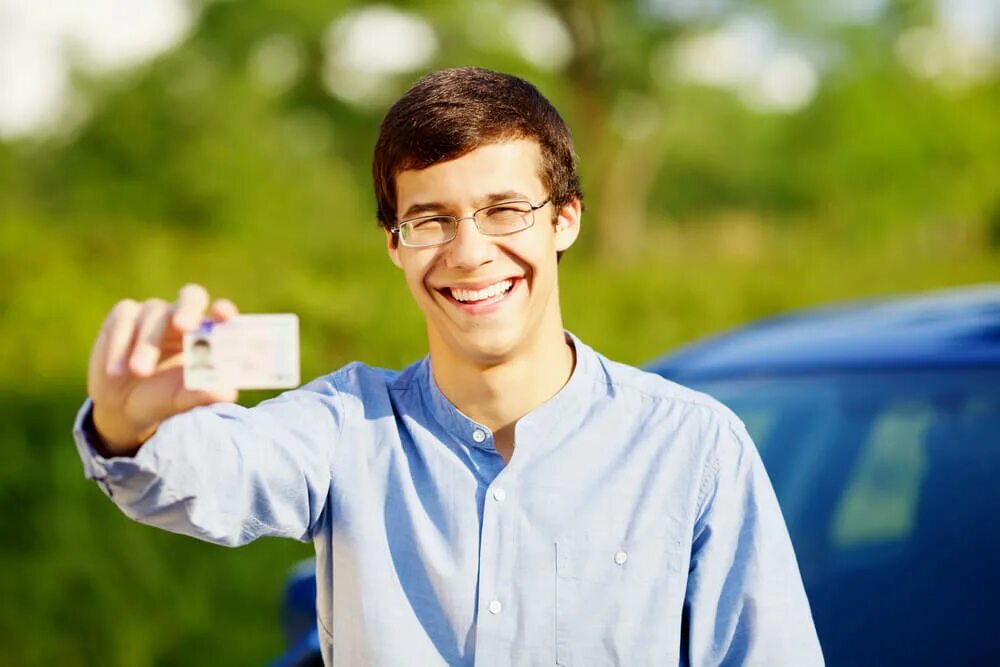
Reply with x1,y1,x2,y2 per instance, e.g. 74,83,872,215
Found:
72,399,153,483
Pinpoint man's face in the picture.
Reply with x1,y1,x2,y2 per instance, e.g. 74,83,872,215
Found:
386,139,580,367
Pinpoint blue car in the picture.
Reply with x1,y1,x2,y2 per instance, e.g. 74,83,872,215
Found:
274,285,1000,666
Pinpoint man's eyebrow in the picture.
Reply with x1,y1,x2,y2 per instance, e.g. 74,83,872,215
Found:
480,190,530,205
399,201,450,220
399,191,532,220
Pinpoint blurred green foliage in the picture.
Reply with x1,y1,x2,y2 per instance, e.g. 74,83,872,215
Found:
0,0,998,664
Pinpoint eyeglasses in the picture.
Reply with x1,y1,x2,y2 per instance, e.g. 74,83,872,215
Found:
391,198,551,248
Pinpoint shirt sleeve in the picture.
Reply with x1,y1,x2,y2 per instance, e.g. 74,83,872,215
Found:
682,418,825,666
71,377,342,547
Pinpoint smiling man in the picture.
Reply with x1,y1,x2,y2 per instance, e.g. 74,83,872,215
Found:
384,137,579,464
74,68,823,665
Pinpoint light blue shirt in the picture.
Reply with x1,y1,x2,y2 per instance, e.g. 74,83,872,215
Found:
73,333,823,666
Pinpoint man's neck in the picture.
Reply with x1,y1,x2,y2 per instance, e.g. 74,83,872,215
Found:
429,327,576,459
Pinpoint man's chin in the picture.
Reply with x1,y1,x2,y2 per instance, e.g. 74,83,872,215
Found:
435,329,523,368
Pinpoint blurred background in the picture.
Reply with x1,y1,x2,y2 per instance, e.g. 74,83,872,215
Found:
0,0,997,664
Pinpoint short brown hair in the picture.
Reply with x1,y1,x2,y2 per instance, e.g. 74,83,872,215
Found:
373,67,583,231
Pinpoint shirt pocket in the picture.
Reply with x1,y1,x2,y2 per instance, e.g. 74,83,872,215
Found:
555,530,687,667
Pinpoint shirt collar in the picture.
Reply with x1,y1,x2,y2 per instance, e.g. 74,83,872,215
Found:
419,356,493,451
415,331,599,453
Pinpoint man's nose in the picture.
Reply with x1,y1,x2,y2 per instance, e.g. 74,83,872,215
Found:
445,217,494,268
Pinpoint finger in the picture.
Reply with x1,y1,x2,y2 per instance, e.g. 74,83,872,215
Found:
172,283,210,331
88,306,115,378
88,311,117,396
209,298,239,322
129,299,170,376
173,386,239,414
104,299,142,376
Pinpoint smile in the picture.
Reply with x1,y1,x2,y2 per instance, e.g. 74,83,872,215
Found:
437,278,521,312
449,279,514,303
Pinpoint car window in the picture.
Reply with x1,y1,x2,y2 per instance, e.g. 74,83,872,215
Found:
830,404,930,551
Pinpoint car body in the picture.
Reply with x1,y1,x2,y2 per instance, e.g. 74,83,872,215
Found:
273,284,1000,666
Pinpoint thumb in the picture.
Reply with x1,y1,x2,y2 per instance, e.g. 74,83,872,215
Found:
172,386,239,415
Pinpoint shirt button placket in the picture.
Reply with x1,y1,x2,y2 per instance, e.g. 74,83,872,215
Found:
475,421,511,657
481,485,507,633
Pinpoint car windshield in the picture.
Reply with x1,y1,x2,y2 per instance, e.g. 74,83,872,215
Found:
689,369,1000,667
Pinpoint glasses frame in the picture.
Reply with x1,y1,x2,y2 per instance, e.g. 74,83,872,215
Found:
391,198,551,248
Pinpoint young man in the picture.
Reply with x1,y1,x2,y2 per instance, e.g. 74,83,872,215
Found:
75,67,823,665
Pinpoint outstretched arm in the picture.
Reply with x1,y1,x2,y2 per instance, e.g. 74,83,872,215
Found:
75,283,336,546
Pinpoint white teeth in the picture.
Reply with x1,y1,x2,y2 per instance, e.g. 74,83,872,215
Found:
450,279,513,303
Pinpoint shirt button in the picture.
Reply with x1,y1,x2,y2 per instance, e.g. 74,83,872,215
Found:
492,488,506,502
488,599,502,614
472,429,487,443
614,550,628,565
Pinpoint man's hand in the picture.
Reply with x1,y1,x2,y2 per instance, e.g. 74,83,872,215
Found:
87,283,239,455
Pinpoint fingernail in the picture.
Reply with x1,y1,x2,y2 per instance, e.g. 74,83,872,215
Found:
133,350,156,375
108,361,125,376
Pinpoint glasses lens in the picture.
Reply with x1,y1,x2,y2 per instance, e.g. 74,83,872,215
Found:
401,216,455,247
476,202,533,235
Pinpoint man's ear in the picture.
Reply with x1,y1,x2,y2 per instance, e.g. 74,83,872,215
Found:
384,227,403,268
553,198,582,252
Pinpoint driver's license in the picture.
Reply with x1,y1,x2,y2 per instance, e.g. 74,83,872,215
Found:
183,314,300,390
